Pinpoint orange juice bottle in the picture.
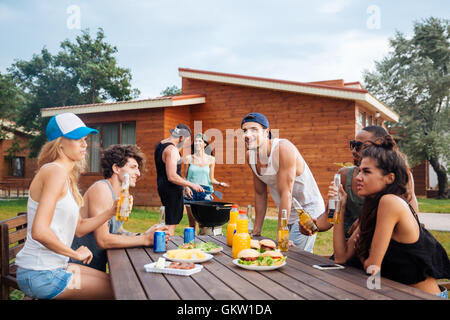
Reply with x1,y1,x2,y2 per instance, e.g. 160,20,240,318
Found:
226,205,239,246
232,219,251,259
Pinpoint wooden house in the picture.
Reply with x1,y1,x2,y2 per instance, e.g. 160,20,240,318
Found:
0,120,37,196
41,68,399,207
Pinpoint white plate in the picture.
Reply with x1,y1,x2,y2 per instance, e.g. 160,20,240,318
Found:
232,259,286,271
163,252,214,263
144,262,203,276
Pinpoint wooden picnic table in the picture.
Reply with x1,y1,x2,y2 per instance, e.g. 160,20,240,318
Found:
107,235,441,301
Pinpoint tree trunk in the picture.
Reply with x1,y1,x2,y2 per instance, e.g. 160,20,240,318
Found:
429,156,449,199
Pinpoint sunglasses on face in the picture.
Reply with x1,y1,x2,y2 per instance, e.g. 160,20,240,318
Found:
349,140,364,152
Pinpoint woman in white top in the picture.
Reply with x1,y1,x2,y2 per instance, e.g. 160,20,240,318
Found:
15,113,115,299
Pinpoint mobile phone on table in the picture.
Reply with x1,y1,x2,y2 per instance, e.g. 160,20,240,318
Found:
312,263,345,270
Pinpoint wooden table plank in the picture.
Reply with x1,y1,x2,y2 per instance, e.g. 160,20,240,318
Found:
191,236,306,300
287,248,441,300
171,236,275,300
143,240,212,300
161,237,244,300
208,235,362,300
282,250,393,300
198,235,331,300
107,235,441,300
107,249,147,300
126,247,180,300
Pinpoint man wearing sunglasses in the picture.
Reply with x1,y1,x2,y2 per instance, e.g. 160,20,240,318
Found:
300,126,418,238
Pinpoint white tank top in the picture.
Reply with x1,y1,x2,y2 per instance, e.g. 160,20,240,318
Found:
15,162,80,270
250,138,325,224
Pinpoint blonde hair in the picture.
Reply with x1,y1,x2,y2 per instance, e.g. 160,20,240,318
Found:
37,137,86,207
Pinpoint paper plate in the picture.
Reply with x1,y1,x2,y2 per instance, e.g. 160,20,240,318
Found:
163,252,214,263
232,259,286,271
144,262,203,276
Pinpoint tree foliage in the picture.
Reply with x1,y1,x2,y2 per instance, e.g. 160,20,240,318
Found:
6,28,140,156
160,85,181,96
363,17,449,198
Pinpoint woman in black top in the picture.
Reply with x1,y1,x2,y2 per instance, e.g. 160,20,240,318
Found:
332,135,449,298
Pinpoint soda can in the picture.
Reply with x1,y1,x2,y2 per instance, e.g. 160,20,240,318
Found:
153,231,166,253
184,227,195,244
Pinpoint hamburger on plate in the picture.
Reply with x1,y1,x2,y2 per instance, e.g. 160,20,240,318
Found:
260,250,286,266
259,239,276,252
250,239,260,250
237,249,260,266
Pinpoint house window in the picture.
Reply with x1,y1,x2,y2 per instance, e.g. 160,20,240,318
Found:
87,122,136,173
4,157,25,177
357,111,364,126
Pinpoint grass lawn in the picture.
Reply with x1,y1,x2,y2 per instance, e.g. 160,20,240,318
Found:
1,198,449,299
417,197,450,213
2,198,446,257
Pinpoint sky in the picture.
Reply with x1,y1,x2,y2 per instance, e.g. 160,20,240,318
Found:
0,0,448,100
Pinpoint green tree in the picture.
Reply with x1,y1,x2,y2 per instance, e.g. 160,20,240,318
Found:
8,28,141,156
0,72,27,120
160,85,181,96
8,47,84,156
364,17,449,198
58,28,140,104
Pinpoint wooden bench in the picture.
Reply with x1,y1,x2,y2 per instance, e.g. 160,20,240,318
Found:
0,212,27,300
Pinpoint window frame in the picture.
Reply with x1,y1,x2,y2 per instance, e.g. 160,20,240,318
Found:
85,121,136,174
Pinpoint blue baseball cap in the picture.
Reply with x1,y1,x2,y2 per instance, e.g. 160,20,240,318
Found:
46,113,98,141
241,112,272,139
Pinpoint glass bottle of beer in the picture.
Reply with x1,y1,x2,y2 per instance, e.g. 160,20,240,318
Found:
247,204,254,235
158,206,166,226
327,174,341,224
293,197,319,234
278,209,289,251
116,173,130,221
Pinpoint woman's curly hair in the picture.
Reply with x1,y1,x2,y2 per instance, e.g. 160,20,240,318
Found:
101,144,146,179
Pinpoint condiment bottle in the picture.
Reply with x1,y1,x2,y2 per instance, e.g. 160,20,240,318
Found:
232,219,251,259
226,205,239,246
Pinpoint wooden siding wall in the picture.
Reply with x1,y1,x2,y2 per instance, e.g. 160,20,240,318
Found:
182,78,355,207
79,108,164,205
411,162,427,197
0,135,37,181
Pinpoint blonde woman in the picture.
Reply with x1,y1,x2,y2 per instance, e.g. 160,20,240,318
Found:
15,113,115,299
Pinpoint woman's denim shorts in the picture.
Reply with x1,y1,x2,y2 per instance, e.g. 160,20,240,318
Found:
16,267,73,299
437,285,448,299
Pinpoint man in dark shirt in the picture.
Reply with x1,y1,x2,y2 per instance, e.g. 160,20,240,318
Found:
154,124,204,235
